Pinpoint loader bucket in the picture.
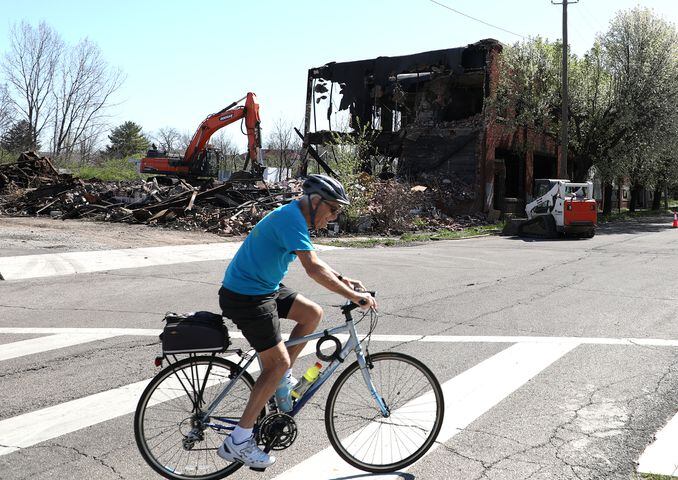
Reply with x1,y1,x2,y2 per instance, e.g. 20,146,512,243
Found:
517,215,558,239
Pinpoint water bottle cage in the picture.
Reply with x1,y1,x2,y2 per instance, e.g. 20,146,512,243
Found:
316,332,343,362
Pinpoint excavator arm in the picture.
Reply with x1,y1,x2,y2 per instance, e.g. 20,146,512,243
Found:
183,92,263,173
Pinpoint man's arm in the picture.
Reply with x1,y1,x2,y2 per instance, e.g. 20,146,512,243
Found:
314,256,340,277
296,250,376,308
313,255,368,291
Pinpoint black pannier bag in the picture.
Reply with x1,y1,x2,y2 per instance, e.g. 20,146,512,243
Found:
160,311,230,354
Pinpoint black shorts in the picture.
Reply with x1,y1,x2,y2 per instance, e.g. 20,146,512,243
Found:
218,284,298,352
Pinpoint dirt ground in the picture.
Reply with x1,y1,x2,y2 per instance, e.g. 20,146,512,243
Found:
0,216,238,256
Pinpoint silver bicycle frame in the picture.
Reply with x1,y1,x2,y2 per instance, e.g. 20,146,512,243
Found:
202,310,388,420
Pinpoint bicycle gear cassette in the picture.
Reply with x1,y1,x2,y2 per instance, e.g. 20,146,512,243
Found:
257,413,298,450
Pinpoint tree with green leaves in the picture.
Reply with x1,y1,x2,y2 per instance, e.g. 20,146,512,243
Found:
567,42,622,212
0,119,36,154
492,37,562,136
600,7,678,211
106,121,149,158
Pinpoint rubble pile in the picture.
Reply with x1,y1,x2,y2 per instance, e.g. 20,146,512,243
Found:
1,152,489,237
0,152,298,235
364,178,488,234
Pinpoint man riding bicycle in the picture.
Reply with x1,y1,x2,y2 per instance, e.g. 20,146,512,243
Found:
217,174,378,469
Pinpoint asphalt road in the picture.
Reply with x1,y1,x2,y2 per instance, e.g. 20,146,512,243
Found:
1,216,677,480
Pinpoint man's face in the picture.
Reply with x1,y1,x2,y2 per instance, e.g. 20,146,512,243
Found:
314,199,342,229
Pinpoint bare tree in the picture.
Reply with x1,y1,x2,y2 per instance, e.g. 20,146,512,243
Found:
75,122,109,163
177,130,192,153
211,130,243,171
155,126,181,153
265,117,301,180
50,38,123,160
0,84,13,134
2,21,63,149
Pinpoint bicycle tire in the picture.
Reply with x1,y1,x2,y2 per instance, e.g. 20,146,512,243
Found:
134,356,259,480
325,352,444,473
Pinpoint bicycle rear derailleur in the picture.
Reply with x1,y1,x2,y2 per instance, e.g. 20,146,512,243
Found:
257,413,297,451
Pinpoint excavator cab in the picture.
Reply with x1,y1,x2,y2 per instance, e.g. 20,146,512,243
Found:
188,148,220,178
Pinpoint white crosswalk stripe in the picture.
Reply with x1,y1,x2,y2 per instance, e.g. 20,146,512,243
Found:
272,341,578,479
0,333,119,361
0,242,341,281
1,330,677,478
0,335,318,456
637,410,678,477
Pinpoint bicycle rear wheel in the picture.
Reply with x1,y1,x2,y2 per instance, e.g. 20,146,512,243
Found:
325,352,444,472
134,356,257,480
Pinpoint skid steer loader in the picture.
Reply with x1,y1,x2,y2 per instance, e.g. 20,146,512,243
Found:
504,179,597,239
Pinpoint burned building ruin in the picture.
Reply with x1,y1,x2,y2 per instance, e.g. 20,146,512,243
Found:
301,39,566,215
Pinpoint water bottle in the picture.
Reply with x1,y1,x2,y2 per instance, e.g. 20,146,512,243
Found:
291,362,322,399
275,378,295,412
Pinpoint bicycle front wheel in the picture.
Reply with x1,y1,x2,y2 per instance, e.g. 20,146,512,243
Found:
134,356,257,480
325,352,444,473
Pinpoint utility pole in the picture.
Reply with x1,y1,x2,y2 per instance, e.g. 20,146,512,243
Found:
552,0,578,178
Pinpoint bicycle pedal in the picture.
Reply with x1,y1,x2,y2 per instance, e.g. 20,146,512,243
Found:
249,467,267,472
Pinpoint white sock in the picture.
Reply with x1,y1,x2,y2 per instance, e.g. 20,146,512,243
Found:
231,426,253,444
284,369,293,378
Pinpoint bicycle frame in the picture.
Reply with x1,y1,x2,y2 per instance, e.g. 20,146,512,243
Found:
201,306,388,426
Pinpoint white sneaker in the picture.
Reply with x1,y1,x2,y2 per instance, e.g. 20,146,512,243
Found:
217,434,276,469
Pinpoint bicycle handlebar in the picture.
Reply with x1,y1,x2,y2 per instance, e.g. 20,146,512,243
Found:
341,290,376,314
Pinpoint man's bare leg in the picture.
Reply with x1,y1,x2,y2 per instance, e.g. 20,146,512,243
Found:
284,294,323,366
238,342,290,428
237,295,321,428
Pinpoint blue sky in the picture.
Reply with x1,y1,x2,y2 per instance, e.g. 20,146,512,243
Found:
1,0,676,150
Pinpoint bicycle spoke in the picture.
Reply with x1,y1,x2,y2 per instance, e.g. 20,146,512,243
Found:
135,357,254,479
326,352,443,472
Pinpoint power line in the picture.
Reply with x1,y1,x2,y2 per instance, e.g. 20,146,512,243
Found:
428,0,525,39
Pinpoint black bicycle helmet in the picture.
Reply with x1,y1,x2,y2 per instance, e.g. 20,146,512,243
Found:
302,174,350,205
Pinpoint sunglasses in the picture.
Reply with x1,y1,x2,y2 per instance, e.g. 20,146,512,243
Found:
323,201,342,215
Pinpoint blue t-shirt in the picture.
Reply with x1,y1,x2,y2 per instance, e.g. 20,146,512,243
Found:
222,201,314,295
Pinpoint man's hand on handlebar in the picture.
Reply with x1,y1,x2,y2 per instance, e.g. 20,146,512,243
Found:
351,290,378,311
339,275,366,292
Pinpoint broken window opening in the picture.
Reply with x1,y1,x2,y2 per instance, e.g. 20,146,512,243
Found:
533,153,557,181
496,149,523,199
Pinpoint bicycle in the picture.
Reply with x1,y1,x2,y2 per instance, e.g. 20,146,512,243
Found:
134,293,445,479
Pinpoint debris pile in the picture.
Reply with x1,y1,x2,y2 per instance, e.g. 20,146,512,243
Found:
364,178,487,234
1,152,489,236
0,152,297,235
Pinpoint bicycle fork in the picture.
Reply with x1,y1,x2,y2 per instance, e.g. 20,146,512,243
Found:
349,323,390,418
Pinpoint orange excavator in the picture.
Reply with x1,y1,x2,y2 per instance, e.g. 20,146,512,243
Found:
140,92,264,179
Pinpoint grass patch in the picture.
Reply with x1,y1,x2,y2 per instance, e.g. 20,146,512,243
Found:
637,474,678,480
320,223,503,248
57,158,145,181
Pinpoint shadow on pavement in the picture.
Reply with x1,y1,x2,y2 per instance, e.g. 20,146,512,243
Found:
332,472,415,480
502,214,676,242
596,215,676,235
